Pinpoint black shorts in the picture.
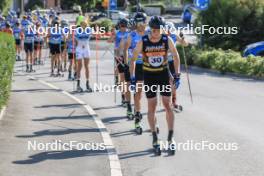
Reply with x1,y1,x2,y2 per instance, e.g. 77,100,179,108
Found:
49,43,61,55
61,41,66,52
135,63,143,81
15,39,21,46
68,53,76,60
34,41,43,50
24,43,33,53
168,60,175,75
116,56,125,73
143,69,171,99
124,65,130,82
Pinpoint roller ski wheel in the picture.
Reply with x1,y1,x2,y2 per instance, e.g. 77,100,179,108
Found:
173,104,183,113
153,141,161,156
167,140,176,155
127,111,134,120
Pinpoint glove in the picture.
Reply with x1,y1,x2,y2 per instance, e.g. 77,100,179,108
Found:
130,76,136,91
173,73,181,89
179,32,184,40
123,64,129,71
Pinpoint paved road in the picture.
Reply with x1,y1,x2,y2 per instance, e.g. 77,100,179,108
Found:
1,42,264,176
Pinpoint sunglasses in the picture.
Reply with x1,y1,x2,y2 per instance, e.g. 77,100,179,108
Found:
120,24,127,28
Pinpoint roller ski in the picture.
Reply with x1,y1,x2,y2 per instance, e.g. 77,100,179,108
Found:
173,104,183,113
26,65,35,73
85,81,93,93
134,112,143,135
167,140,176,155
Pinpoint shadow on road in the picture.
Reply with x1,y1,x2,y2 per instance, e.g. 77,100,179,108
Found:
34,103,82,109
16,128,103,138
101,115,128,124
32,114,93,121
13,149,108,164
12,88,60,93
118,148,155,159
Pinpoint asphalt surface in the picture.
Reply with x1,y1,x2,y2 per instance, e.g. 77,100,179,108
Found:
1,41,264,176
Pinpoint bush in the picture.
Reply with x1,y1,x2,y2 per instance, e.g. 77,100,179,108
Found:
196,0,264,51
0,0,12,15
25,0,44,11
143,4,166,14
186,46,264,77
0,32,15,110
90,18,113,32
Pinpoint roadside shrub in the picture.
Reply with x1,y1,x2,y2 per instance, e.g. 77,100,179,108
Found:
90,18,113,32
143,4,166,14
187,46,264,77
0,32,15,110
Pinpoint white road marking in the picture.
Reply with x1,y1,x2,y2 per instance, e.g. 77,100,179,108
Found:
0,106,7,120
27,75,123,176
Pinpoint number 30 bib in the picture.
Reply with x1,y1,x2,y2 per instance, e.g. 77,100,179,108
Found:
148,56,164,67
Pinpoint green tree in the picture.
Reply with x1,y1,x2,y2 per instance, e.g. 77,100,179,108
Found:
196,0,264,51
0,0,12,15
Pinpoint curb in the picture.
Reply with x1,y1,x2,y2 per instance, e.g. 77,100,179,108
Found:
0,106,7,120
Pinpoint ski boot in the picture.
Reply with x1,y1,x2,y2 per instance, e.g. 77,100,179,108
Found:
50,70,55,77
26,64,30,72
127,110,134,120
134,112,143,135
126,102,134,120
73,72,77,80
68,71,72,80
173,104,183,112
76,80,83,93
29,65,35,73
86,81,93,92
153,140,161,156
167,140,176,155
121,94,126,107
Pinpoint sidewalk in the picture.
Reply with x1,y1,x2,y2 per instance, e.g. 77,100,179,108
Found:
0,71,109,176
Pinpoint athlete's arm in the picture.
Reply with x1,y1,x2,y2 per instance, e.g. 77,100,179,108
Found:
130,41,142,77
168,37,180,74
124,35,131,65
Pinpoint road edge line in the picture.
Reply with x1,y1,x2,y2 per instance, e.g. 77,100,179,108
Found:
0,106,7,120
28,76,123,176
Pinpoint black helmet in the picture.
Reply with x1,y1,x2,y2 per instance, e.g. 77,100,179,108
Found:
118,18,129,27
128,18,136,28
149,16,165,29
134,12,147,23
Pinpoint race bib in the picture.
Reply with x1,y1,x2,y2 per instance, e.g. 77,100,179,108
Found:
148,56,164,67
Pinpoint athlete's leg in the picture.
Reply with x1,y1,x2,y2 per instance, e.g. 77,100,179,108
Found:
147,97,158,132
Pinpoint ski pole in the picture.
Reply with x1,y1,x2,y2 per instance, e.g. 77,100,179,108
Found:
181,45,193,104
